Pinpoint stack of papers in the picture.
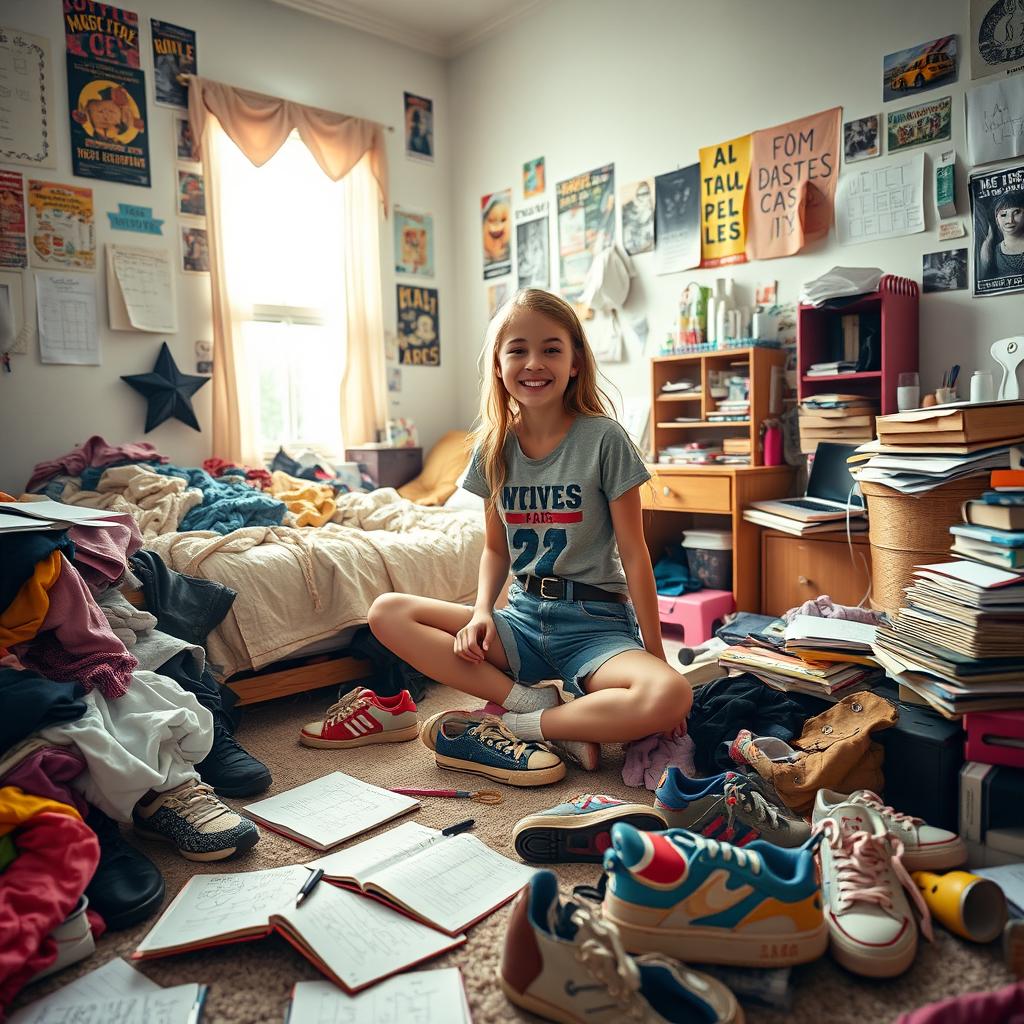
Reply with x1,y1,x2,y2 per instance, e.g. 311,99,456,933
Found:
718,643,881,699
0,499,123,534
742,507,868,537
850,443,1013,495
799,266,883,306
783,615,878,665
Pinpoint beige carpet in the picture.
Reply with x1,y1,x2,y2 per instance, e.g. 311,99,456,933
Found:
12,683,1013,1023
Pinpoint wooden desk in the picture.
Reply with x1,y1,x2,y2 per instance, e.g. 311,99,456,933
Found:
641,464,795,614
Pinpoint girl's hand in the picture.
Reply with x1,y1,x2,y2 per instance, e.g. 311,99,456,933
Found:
455,611,497,663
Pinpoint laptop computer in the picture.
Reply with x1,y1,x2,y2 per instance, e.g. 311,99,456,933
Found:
750,442,866,523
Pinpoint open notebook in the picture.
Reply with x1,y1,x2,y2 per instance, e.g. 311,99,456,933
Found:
309,821,536,935
243,771,420,851
134,864,463,993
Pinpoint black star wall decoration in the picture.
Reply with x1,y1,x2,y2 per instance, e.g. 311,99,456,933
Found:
121,342,209,432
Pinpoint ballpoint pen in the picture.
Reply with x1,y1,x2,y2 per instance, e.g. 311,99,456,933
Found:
295,867,324,907
441,818,475,836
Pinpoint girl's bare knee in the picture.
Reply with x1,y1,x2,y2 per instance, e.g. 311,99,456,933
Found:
640,675,692,730
367,592,410,638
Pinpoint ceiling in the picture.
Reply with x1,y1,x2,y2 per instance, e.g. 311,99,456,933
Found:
269,0,546,57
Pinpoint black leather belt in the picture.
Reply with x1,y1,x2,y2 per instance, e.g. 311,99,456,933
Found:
517,575,628,603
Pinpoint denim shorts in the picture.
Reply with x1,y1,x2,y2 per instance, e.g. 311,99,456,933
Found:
492,581,645,697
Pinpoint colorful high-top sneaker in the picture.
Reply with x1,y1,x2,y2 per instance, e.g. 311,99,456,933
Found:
300,687,419,749
602,823,827,967
512,794,667,864
654,767,810,848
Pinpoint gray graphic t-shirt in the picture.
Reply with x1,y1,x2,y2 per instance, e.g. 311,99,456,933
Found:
462,416,650,594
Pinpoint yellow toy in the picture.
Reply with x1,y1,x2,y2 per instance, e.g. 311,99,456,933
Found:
912,870,1007,944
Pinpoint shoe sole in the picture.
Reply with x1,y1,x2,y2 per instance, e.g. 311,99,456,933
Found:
513,806,667,864
88,877,166,931
828,918,918,978
901,838,969,873
552,740,602,772
133,824,260,862
435,753,565,787
605,902,829,967
210,771,273,799
299,723,421,749
420,709,486,752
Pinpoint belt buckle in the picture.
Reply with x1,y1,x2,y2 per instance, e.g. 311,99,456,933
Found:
539,576,563,600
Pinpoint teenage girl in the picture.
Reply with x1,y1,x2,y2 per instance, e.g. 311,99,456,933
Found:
369,288,692,766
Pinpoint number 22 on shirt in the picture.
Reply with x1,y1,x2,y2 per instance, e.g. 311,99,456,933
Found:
511,527,567,576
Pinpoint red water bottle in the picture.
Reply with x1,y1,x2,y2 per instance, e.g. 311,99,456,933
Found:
763,420,783,466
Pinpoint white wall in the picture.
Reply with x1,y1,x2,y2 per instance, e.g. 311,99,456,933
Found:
449,0,1023,431
0,0,453,492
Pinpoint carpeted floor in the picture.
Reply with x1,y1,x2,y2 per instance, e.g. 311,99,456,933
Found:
12,682,1013,1023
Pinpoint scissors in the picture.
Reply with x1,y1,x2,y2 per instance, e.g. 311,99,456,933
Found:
390,787,504,805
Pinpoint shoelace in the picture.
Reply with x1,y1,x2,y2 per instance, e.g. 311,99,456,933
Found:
673,832,763,874
723,780,785,831
162,782,232,830
568,905,648,1021
323,689,369,726
815,819,933,941
850,790,922,834
473,716,530,760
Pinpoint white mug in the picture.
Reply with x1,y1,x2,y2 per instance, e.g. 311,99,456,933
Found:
970,371,995,403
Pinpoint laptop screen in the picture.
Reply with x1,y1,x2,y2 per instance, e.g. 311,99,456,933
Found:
807,442,864,507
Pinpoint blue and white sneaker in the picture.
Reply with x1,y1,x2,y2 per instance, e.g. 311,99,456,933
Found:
421,712,565,787
602,823,827,967
513,794,667,864
654,766,810,848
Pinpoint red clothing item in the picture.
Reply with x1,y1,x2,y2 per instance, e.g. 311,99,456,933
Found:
26,436,168,493
896,981,1024,1024
0,811,99,1010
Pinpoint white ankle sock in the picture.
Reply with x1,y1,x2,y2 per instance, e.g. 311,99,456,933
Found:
502,710,546,742
502,683,559,713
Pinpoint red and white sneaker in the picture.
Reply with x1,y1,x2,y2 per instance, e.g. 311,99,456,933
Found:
300,688,419,749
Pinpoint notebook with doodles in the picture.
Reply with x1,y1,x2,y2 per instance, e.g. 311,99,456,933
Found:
133,864,463,993
309,821,537,935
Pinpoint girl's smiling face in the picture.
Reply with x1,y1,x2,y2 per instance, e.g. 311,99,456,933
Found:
997,203,1024,238
496,309,578,409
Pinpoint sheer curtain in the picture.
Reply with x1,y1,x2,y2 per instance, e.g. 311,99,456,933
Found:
189,76,389,464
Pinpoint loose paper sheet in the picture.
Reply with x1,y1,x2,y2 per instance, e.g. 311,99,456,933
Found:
107,244,177,332
35,271,99,365
835,151,925,245
967,75,1024,167
0,27,55,169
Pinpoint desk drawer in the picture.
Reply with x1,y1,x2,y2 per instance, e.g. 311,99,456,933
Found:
644,472,731,513
762,533,871,616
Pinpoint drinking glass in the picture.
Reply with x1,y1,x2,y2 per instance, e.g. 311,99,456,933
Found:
897,372,920,412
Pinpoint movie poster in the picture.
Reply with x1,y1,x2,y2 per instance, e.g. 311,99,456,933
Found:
0,171,27,269
404,92,433,161
844,115,880,163
481,189,512,280
970,163,1024,297
654,165,701,275
523,157,545,198
64,1,140,67
27,179,95,271
886,96,952,153
882,35,957,103
394,207,434,277
698,135,751,268
620,178,655,255
515,200,549,289
971,0,1024,79
151,19,197,108
556,163,615,300
396,284,439,366
746,107,841,260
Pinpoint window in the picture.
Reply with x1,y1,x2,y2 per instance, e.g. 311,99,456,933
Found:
214,128,347,456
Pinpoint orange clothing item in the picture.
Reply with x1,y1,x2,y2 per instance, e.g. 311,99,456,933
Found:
0,784,81,838
0,550,62,647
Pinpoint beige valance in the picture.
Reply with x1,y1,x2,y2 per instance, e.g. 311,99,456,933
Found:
186,75,389,210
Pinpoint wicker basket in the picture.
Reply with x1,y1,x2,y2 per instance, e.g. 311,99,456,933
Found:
860,476,987,614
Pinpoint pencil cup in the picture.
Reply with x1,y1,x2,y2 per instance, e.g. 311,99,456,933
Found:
912,870,1007,943
935,387,958,405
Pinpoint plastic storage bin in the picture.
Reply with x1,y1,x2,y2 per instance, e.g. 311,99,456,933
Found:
681,529,733,590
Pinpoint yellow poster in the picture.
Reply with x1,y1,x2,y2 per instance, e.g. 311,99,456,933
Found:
699,134,751,267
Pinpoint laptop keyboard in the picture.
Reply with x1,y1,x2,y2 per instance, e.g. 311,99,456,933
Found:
782,498,844,511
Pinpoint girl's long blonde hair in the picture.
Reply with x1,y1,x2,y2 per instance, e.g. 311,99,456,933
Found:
472,288,617,509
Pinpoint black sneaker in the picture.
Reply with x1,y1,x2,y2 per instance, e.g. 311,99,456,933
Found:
195,721,272,798
84,807,166,931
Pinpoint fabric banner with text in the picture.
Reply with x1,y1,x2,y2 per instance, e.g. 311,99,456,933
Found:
699,134,750,267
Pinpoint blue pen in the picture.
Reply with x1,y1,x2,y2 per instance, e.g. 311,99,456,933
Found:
949,364,960,389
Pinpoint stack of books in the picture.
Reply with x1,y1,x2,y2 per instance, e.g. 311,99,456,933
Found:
798,393,877,455
657,441,723,466
721,436,752,465
806,361,857,377
708,398,750,423
782,614,878,666
952,467,1024,570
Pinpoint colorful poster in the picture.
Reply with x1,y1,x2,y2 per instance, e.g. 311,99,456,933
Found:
556,163,615,299
523,157,545,198
180,224,209,273
654,165,701,274
882,36,957,102
487,280,510,318
967,75,1024,166
515,200,549,289
0,171,27,269
173,112,197,162
843,115,880,163
620,178,655,255
971,0,1024,79
699,135,751,267
176,169,204,217
746,107,841,261
0,27,56,169
28,180,95,271
64,1,139,67
394,207,434,277
886,96,952,153
151,20,196,108
481,190,512,280
971,163,1024,297
404,92,433,161
923,249,968,292
67,57,150,187
396,284,439,366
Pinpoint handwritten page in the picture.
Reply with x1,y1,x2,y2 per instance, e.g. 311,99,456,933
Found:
289,969,471,1024
243,772,418,850
35,271,99,365
0,27,55,169
107,244,177,333
310,821,440,881
278,881,463,992
9,985,202,1024
835,152,925,245
967,75,1024,167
